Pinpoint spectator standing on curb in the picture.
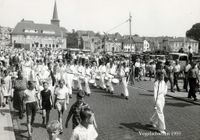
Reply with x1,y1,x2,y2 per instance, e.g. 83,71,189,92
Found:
3,70,12,104
173,60,181,92
188,46,193,63
184,61,191,92
188,62,199,101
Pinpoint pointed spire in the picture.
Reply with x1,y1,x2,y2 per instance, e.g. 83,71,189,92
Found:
51,0,60,26
53,0,58,20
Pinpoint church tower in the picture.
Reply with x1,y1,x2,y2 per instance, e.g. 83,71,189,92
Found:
51,0,60,26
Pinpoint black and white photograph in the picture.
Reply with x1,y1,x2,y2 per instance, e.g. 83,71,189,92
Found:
0,0,200,140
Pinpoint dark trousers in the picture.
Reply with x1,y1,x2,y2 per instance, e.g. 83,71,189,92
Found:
174,72,180,91
188,78,197,99
135,67,140,78
168,76,174,92
183,72,189,92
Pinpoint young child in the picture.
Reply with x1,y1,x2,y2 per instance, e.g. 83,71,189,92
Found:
47,120,62,140
0,79,9,106
0,79,5,115
40,81,53,127
24,81,39,137
65,90,89,129
150,70,167,134
70,108,98,140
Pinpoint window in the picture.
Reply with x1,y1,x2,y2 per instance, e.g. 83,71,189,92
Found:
49,44,51,47
40,44,43,47
53,44,55,48
56,45,58,48
179,56,187,61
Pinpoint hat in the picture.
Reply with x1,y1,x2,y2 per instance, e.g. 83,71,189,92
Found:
77,90,85,98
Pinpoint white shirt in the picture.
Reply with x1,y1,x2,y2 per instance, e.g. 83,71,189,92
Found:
174,64,181,73
135,62,140,68
54,86,69,100
154,80,167,101
24,89,38,104
70,124,98,140
185,64,191,72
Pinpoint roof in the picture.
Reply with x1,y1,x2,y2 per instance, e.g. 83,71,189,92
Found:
169,37,198,43
12,20,63,37
76,30,95,37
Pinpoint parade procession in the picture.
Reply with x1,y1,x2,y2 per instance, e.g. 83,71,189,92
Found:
0,0,200,140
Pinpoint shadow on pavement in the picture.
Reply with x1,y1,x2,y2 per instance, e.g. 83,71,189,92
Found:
21,122,45,128
102,94,125,100
4,126,14,132
139,93,154,97
0,108,10,113
15,129,29,140
120,122,158,133
165,102,192,107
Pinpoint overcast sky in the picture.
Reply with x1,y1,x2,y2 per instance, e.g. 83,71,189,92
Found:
0,0,199,36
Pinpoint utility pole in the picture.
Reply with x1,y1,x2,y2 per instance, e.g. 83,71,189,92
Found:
129,12,132,53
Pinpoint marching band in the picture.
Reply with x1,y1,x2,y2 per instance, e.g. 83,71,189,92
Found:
24,56,130,100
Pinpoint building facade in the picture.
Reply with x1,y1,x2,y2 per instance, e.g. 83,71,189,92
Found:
168,37,199,53
11,1,67,50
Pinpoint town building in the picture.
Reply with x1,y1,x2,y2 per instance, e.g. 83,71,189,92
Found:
11,1,67,50
168,37,199,53
0,26,12,46
103,33,122,53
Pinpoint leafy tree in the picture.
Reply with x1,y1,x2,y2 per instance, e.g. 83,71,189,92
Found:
186,23,200,41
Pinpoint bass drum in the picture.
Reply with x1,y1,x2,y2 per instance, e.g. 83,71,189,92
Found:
89,79,95,85
95,76,100,81
111,78,119,85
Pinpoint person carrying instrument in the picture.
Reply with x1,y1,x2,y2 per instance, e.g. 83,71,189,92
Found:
84,63,92,96
119,62,129,100
99,62,106,90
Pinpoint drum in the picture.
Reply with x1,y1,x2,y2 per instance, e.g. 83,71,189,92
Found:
89,79,95,84
79,75,85,81
112,78,119,85
104,76,109,82
73,76,78,81
95,76,100,80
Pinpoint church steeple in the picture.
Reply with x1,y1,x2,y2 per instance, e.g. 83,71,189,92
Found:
51,0,60,26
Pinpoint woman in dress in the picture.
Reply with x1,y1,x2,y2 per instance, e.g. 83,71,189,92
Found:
13,71,27,119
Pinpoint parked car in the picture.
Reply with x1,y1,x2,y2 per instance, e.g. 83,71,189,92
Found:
192,55,200,63
168,53,188,71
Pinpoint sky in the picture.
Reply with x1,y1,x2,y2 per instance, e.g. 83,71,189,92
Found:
0,0,200,37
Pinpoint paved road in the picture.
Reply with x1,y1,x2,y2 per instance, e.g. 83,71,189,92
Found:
11,82,200,140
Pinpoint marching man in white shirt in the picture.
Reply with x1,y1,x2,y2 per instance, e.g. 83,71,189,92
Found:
150,70,167,134
107,62,116,94
120,62,129,100
99,62,106,90
84,63,92,96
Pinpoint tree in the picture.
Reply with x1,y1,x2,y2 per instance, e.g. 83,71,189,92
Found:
186,23,200,41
